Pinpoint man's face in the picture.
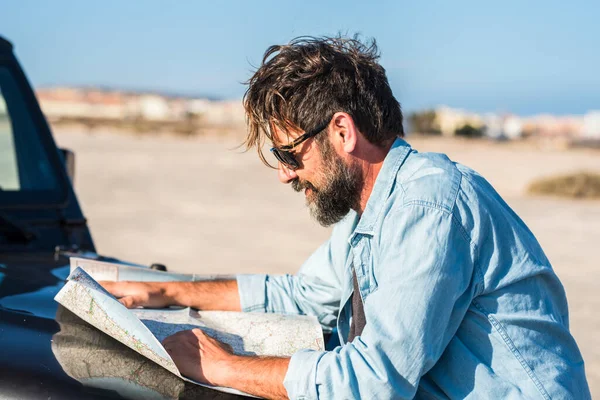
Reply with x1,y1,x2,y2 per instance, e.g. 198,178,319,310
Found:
274,128,363,227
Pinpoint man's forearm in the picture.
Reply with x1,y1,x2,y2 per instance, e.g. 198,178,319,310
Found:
220,355,290,400
101,278,243,311
164,280,241,311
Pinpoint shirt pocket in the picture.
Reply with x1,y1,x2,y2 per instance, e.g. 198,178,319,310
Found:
351,237,378,297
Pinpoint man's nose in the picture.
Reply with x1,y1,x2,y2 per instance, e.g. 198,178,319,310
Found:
277,162,298,184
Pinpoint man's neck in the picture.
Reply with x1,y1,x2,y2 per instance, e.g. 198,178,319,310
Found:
355,140,395,216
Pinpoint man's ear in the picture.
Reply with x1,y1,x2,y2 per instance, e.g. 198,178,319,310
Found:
331,112,358,154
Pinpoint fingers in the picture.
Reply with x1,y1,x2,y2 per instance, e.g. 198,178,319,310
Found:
118,295,141,308
191,329,208,349
99,281,132,298
190,329,233,353
162,330,201,352
163,329,205,346
162,335,176,350
192,328,206,338
162,329,233,360
164,329,198,342
100,281,138,307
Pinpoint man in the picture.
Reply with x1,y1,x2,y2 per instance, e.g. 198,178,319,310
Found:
102,36,590,399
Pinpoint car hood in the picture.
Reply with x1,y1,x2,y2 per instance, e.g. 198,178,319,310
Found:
0,254,242,400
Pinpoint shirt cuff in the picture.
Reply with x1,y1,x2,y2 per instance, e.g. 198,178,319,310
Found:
283,349,326,400
236,274,267,313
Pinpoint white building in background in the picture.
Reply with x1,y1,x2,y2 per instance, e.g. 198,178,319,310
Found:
201,100,246,126
186,98,211,115
583,111,600,139
134,95,171,121
479,113,523,139
482,114,503,138
434,106,484,136
503,116,523,139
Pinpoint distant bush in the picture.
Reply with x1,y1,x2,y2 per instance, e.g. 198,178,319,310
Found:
407,110,440,135
527,172,600,199
454,124,484,138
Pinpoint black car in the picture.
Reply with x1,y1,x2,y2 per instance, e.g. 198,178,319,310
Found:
0,36,243,400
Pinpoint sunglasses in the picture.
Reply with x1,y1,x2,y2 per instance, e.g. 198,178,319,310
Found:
270,119,331,170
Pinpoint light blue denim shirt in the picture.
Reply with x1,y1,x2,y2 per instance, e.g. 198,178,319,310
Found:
237,138,590,399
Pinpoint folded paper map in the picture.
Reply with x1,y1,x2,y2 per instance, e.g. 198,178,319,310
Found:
54,264,324,397
68,256,220,282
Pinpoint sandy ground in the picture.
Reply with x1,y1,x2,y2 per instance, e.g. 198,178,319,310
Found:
54,129,600,395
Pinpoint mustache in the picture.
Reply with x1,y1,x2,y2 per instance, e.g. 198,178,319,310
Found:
291,179,317,193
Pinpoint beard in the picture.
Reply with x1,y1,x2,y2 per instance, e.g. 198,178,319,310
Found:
291,139,363,227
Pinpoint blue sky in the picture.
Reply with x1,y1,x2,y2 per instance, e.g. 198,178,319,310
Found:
1,0,598,115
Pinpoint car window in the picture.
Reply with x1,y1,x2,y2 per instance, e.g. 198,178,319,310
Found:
0,67,59,192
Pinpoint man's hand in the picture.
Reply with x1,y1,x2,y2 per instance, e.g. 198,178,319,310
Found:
162,329,291,399
162,328,235,386
100,281,171,309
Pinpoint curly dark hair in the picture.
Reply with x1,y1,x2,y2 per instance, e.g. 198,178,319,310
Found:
243,35,404,166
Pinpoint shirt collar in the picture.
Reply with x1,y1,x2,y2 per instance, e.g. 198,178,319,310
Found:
349,137,412,244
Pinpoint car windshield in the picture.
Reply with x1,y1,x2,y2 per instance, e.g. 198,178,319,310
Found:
0,65,66,206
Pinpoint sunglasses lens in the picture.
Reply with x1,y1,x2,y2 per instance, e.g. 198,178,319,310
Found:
270,148,298,170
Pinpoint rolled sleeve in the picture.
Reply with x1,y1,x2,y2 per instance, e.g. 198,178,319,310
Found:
236,274,267,313
283,349,326,400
